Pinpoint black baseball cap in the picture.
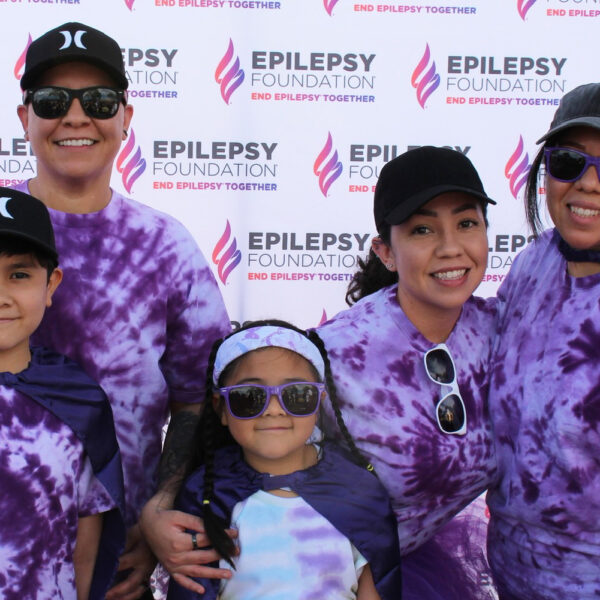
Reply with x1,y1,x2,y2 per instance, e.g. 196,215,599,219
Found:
0,188,58,263
374,146,495,232
20,22,128,91
536,83,600,144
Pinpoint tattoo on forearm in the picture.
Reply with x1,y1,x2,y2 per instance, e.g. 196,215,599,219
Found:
157,410,201,492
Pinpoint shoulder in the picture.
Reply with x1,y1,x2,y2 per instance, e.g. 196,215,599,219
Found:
29,346,105,393
317,286,393,338
498,228,561,299
117,193,195,239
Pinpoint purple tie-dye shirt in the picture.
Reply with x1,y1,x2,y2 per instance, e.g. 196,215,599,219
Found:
0,386,114,599
14,183,231,526
317,285,497,553
487,229,600,599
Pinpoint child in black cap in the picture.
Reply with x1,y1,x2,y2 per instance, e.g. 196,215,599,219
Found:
0,187,125,600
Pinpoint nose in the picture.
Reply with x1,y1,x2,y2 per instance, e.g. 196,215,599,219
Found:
62,97,91,125
435,228,463,257
263,393,286,416
576,162,600,193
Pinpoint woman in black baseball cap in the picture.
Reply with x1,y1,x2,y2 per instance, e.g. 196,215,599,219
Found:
317,146,497,600
486,84,600,600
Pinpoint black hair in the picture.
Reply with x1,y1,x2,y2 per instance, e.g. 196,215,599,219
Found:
188,318,376,568
523,144,547,238
345,198,490,306
0,236,58,281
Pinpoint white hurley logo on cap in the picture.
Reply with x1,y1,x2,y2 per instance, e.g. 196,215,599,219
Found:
0,198,14,220
59,30,87,50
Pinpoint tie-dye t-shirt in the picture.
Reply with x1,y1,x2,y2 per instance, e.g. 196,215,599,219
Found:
0,386,114,599
219,490,368,599
316,285,497,553
14,183,231,526
487,229,600,599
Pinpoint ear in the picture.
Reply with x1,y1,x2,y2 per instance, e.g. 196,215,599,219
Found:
45,268,63,307
17,105,29,141
122,104,134,139
371,236,396,271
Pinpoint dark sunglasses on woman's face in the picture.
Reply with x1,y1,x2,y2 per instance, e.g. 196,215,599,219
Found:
424,343,467,435
23,86,127,120
544,147,600,183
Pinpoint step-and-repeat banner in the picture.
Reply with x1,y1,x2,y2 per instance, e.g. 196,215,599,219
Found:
2,0,595,328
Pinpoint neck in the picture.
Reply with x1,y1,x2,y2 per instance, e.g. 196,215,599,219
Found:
559,237,600,277
567,261,600,277
243,443,318,477
397,291,461,344
28,172,113,214
0,344,31,374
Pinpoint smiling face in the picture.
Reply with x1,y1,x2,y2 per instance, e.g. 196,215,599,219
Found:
373,192,488,339
0,252,61,373
17,61,133,190
218,347,320,476
545,126,600,253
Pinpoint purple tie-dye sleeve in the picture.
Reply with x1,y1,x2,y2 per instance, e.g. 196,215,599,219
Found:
487,228,600,599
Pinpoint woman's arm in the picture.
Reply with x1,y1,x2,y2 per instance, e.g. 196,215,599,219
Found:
357,565,382,600
74,514,103,600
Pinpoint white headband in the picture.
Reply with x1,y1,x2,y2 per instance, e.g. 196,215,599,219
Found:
213,325,325,385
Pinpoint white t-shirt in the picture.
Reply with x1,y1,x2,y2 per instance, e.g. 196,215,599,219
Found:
219,490,367,600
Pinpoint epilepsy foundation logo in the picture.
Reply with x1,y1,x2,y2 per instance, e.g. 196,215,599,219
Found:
14,34,32,81
215,39,245,104
314,133,343,197
116,129,147,194
517,0,537,20
504,136,530,199
324,0,340,16
124,0,136,9
411,44,440,108
212,220,242,284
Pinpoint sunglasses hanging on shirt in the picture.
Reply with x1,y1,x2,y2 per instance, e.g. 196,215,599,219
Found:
424,343,467,435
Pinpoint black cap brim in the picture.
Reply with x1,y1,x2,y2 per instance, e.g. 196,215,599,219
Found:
382,184,496,226
536,116,600,144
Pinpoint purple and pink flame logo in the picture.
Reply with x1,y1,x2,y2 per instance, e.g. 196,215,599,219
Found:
116,129,146,194
505,136,531,199
124,0,135,10
324,0,340,16
517,0,537,20
14,34,32,81
411,44,440,109
314,133,343,197
215,39,245,105
212,220,242,285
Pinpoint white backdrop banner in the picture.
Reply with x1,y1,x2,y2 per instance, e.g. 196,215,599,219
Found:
0,0,595,329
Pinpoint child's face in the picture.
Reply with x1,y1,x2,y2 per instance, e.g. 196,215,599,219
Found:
218,347,320,476
0,253,62,373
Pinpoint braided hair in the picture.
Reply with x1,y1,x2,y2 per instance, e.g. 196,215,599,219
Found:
191,318,376,567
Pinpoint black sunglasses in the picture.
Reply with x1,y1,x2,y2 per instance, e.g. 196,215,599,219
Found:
424,343,467,435
544,146,600,183
218,381,325,420
23,86,127,120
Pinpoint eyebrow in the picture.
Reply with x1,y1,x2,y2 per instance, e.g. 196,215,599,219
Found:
556,139,585,150
8,260,36,269
413,202,479,217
